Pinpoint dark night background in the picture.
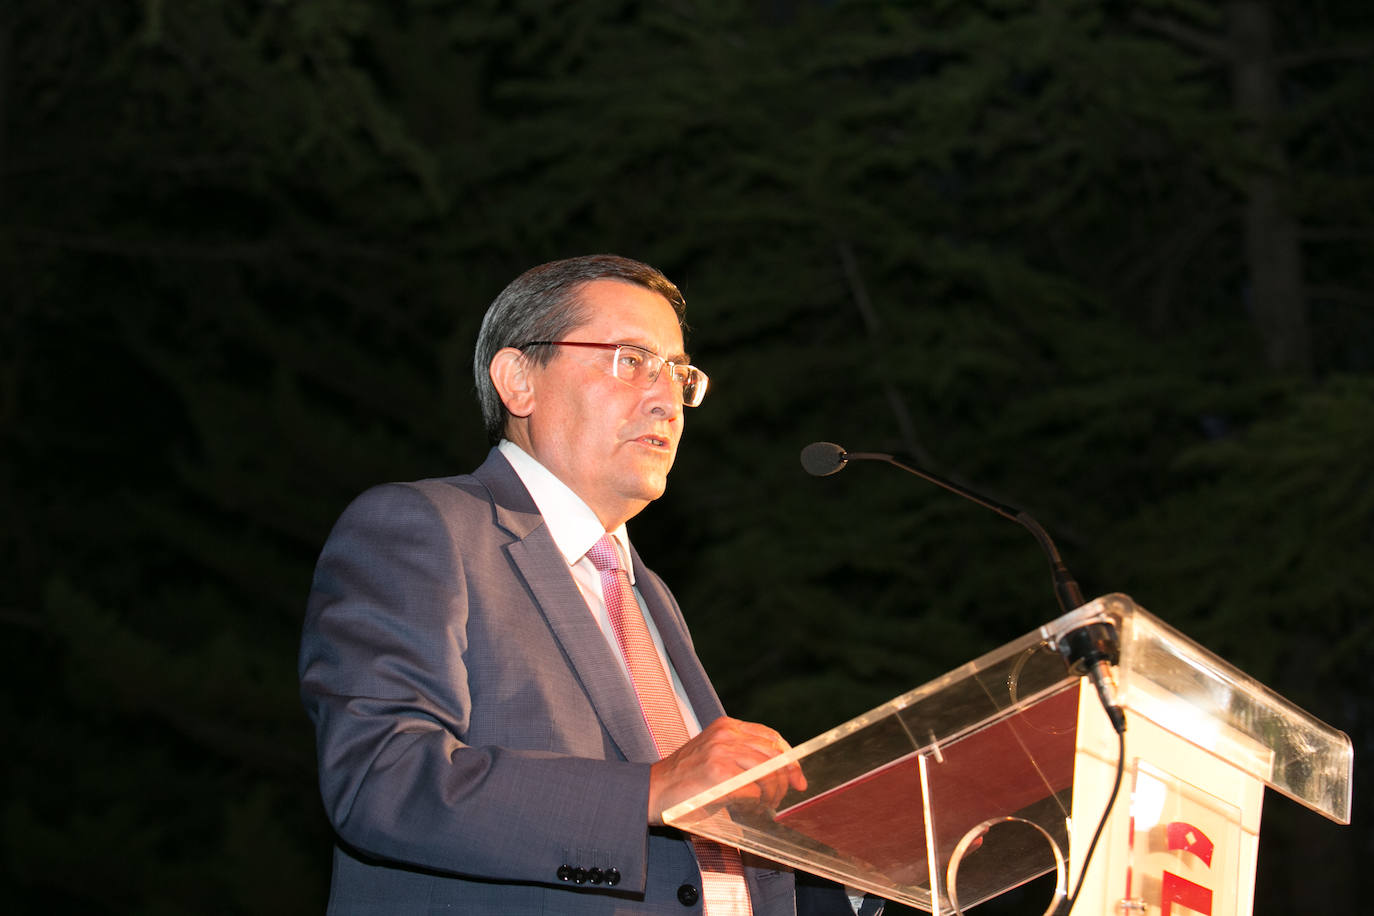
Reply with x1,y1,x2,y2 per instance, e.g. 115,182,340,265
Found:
3,1,1371,913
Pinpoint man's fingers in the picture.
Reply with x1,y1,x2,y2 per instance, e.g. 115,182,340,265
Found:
649,717,809,824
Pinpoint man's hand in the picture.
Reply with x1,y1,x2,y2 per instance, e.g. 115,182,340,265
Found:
648,717,807,825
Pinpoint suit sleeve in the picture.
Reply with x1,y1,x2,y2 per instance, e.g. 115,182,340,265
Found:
298,482,654,890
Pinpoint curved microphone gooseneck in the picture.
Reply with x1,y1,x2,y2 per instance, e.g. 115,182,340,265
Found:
800,440,1124,730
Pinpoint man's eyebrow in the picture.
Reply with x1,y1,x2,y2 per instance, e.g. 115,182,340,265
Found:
620,341,691,364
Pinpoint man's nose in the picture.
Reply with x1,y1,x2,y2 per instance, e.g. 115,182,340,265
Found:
643,366,683,413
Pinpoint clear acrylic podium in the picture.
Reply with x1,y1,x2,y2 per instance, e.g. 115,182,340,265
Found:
663,594,1353,914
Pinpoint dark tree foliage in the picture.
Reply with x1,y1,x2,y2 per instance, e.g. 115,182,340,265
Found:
2,1,1369,913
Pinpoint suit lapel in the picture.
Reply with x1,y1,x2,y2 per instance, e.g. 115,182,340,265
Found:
474,452,661,764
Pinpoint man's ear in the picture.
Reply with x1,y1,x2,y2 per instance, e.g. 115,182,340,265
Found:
489,347,536,418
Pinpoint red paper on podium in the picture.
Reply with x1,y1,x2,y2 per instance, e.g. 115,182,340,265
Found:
774,684,1080,886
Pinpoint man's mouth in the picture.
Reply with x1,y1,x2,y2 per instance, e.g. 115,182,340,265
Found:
638,434,670,448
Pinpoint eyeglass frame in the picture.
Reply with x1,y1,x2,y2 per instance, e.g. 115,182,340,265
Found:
517,340,710,407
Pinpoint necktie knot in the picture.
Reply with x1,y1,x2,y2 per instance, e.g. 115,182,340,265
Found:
586,534,623,574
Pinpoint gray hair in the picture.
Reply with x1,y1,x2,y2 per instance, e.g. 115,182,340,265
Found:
473,254,687,444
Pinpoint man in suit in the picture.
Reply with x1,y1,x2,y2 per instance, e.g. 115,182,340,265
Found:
299,254,876,915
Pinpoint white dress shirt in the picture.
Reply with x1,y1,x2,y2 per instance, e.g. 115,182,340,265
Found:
498,439,703,736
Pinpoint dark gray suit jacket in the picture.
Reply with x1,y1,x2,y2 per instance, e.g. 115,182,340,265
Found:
299,450,810,914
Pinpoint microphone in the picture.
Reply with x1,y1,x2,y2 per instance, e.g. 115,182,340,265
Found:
802,442,1083,609
799,441,850,477
800,441,1125,733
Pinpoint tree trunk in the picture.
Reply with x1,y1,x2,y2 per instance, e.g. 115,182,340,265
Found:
1229,1,1312,374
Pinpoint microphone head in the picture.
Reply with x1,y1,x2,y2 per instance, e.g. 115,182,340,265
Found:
800,441,848,477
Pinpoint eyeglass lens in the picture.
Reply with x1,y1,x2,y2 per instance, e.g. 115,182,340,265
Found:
614,346,706,406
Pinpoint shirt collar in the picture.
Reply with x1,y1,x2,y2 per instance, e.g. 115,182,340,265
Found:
497,440,635,581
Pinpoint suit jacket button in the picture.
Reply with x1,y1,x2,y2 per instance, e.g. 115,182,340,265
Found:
572,867,588,884
588,867,604,884
605,867,621,886
677,883,700,906
557,865,573,882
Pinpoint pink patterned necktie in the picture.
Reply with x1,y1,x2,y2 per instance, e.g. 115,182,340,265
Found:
587,535,752,916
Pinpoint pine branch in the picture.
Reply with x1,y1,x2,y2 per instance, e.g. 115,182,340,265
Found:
1131,11,1231,63
834,236,934,467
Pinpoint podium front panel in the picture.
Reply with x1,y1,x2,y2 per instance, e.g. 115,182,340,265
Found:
1072,677,1266,916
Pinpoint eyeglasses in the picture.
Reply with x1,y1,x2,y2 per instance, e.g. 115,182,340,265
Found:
519,341,710,407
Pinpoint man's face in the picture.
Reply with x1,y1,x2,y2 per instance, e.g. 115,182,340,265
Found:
521,278,688,528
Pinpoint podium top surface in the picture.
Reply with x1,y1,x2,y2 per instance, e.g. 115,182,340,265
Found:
1079,593,1353,824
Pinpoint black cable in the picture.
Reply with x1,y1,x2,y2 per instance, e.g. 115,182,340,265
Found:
1056,725,1127,915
